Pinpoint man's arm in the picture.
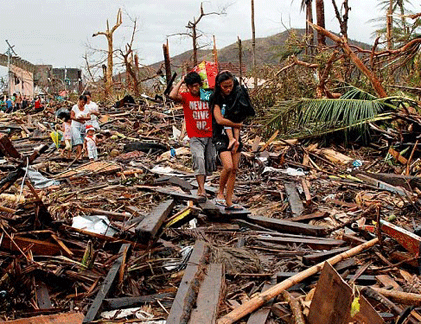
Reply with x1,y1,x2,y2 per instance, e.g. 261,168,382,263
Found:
168,77,185,102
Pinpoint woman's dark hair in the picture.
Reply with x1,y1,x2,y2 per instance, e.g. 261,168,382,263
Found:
210,71,238,108
184,72,202,86
82,91,91,97
79,95,88,103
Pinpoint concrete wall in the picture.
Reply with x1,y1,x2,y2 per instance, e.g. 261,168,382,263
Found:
10,65,34,98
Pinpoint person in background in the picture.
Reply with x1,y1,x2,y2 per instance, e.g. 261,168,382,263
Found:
34,97,43,111
83,91,100,130
70,95,90,159
169,71,215,200
61,112,72,159
0,96,5,112
5,96,13,113
84,125,98,161
14,93,22,111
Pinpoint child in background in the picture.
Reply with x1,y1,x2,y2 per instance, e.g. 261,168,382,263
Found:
62,113,72,159
84,125,98,161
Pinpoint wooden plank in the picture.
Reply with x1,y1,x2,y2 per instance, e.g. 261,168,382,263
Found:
152,187,203,202
247,283,274,324
303,247,350,265
135,199,175,242
1,235,62,256
35,281,52,309
103,292,174,310
283,181,304,217
2,312,84,324
289,211,328,222
353,171,421,191
376,274,403,291
257,236,345,250
167,241,209,324
308,262,384,324
334,258,357,272
0,133,21,158
301,178,312,206
247,215,326,237
189,263,225,324
155,176,194,191
83,244,131,323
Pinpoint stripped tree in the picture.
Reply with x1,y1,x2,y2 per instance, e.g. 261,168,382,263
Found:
92,8,122,98
168,2,227,67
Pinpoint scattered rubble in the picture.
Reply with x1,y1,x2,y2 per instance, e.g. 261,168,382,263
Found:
1,98,421,324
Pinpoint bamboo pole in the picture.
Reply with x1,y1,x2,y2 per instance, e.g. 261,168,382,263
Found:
217,237,379,324
370,287,421,306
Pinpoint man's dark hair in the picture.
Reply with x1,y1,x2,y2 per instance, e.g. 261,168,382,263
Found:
82,91,91,97
79,95,88,103
184,72,202,86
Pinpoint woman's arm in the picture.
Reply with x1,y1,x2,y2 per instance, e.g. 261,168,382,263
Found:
213,104,243,128
71,109,91,123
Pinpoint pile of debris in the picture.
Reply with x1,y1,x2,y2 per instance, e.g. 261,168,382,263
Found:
1,100,421,324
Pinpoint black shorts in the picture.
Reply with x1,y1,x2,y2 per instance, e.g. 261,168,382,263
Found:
213,135,243,154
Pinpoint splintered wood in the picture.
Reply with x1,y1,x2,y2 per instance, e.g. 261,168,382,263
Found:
3,99,421,323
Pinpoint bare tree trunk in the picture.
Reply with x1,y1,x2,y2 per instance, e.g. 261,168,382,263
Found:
315,0,326,46
92,9,122,98
192,23,198,66
387,0,393,49
238,36,243,85
251,0,257,88
307,1,314,54
163,40,172,86
213,35,218,66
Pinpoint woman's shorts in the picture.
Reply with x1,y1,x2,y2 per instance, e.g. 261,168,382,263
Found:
213,135,243,154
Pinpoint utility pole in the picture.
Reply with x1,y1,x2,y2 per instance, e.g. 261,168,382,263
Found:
5,40,17,96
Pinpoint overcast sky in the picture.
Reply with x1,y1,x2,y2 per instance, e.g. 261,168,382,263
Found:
0,0,419,74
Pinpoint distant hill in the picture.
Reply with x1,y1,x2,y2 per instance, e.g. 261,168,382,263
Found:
149,28,371,74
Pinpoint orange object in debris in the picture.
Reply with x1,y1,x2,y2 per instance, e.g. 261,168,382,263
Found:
3,312,84,324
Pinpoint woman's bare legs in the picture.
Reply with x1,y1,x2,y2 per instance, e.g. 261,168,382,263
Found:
217,151,232,201
218,150,241,207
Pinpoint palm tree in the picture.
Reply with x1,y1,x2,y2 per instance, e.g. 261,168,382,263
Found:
262,86,412,142
315,0,326,46
372,0,413,48
300,0,314,52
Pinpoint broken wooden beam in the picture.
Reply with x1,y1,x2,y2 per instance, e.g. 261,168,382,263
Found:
35,281,53,310
189,263,225,324
103,292,174,310
256,236,345,250
289,211,328,223
3,312,84,324
0,133,21,158
283,181,304,217
135,199,175,243
302,247,350,265
167,241,208,324
83,244,131,323
247,215,326,236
